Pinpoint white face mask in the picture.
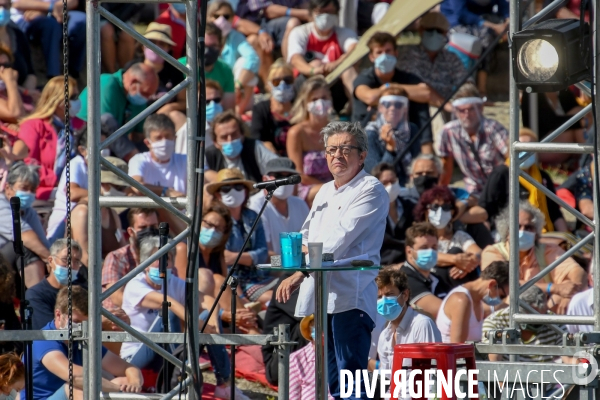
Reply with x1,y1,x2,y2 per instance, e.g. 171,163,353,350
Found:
102,186,126,197
150,139,175,162
0,389,18,400
273,184,294,200
385,182,401,203
314,13,338,31
221,188,246,208
100,148,111,157
428,208,453,229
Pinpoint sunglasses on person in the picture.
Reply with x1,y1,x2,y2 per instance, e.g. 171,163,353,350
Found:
380,101,405,109
272,76,294,86
220,183,246,194
427,203,453,212
207,97,222,104
271,173,293,179
213,13,232,19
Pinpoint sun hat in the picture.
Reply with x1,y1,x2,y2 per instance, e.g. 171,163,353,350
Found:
300,314,315,342
144,22,177,47
100,157,131,187
205,168,255,195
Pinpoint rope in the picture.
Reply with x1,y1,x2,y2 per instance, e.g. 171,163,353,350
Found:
61,0,74,397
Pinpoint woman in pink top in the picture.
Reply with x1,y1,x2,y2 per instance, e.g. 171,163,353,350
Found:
13,76,79,200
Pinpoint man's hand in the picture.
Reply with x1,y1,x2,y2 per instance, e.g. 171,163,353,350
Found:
52,1,64,23
553,282,581,298
453,253,478,272
557,297,570,315
449,266,467,280
0,66,18,85
224,250,239,266
23,10,44,21
166,188,185,197
258,32,274,52
275,272,305,303
322,62,337,75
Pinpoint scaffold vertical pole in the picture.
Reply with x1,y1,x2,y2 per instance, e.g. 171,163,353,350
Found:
591,0,600,332
84,0,102,396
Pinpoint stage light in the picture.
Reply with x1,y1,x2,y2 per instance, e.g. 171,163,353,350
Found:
512,19,590,92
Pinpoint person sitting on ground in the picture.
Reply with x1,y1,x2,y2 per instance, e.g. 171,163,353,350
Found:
250,61,296,155
13,76,79,200
248,158,309,257
70,156,129,266
208,0,260,114
286,76,333,206
397,12,467,102
121,235,251,400
0,46,25,123
482,202,588,314
376,266,441,396
372,162,416,264
128,113,187,234
437,83,509,195
287,0,358,114
479,128,568,232
24,286,144,400
0,256,22,355
207,169,274,309
414,186,482,288
205,110,279,184
482,285,564,362
364,87,423,184
352,31,436,136
46,128,91,245
0,353,25,399
398,222,450,320
77,63,159,157
0,162,49,289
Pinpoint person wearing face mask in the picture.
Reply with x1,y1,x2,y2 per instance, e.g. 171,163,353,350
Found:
0,47,26,123
479,128,568,232
12,76,79,200
375,267,441,397
208,0,260,114
353,32,437,140
25,239,83,330
364,88,423,184
438,83,509,195
250,61,296,155
0,163,49,289
397,12,466,104
206,110,279,183
482,202,587,314
287,0,359,114
77,62,158,156
414,186,482,290
286,77,334,206
399,222,449,320
248,158,309,256
207,169,275,308
0,353,25,400
436,260,509,343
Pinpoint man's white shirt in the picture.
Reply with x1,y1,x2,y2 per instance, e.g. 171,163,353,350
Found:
567,288,593,333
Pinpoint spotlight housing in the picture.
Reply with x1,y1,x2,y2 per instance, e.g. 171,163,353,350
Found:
512,19,590,93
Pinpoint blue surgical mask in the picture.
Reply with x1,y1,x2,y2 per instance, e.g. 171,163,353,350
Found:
482,288,502,306
0,389,18,400
518,230,536,251
421,30,447,52
15,191,35,209
0,9,11,27
69,99,82,116
199,227,223,248
374,53,397,74
54,264,78,286
171,3,186,14
413,248,438,270
519,152,537,170
127,92,148,106
206,100,223,123
270,81,295,103
220,138,243,158
148,267,171,286
377,296,402,321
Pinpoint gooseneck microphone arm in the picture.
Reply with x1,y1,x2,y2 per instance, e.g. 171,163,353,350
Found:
10,197,32,400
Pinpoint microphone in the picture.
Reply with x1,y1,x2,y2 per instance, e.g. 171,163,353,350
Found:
10,197,24,256
253,174,301,190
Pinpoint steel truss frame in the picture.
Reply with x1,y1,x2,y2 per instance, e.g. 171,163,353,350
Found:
0,1,293,399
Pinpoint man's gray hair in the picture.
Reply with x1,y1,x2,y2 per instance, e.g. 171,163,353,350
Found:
496,201,545,242
7,162,40,190
143,113,176,139
139,235,176,264
519,285,546,310
50,238,82,257
408,153,443,176
321,121,368,153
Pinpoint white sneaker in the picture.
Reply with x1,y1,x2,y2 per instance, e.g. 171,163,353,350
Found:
214,385,251,400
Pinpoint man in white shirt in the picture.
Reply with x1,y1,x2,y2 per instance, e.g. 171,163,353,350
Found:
248,158,309,256
375,267,441,397
567,265,593,334
276,121,388,399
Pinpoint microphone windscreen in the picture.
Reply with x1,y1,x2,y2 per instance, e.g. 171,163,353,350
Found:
289,175,301,184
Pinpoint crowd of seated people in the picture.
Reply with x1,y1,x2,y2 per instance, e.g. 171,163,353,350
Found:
0,1,595,398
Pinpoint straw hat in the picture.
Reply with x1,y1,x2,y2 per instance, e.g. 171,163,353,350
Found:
101,157,131,187
420,12,450,33
300,315,314,342
144,22,177,46
205,168,255,195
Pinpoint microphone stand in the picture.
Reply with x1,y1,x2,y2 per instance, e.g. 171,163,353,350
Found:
10,198,33,400
158,222,170,393
199,187,276,400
